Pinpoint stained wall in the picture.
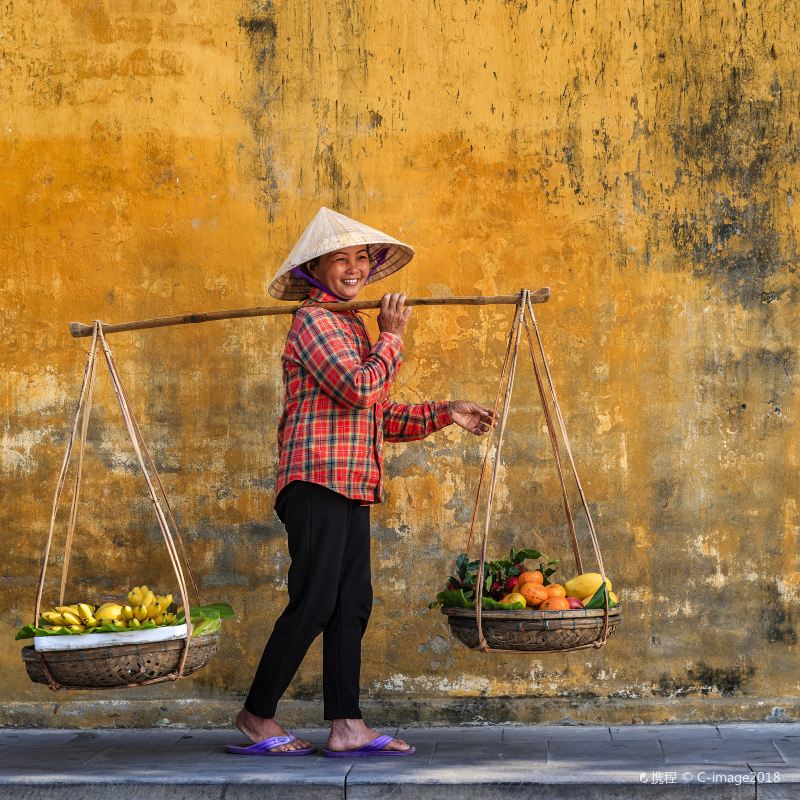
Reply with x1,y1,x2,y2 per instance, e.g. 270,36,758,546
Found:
1,0,798,725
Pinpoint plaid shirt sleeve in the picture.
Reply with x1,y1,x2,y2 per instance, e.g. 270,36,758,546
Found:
382,400,453,443
293,308,403,409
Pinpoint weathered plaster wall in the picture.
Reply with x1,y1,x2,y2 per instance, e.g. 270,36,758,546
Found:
1,0,798,726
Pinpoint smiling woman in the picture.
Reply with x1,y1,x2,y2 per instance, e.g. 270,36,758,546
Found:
229,207,495,758
305,245,371,301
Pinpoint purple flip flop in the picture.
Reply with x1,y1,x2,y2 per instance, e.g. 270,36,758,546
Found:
322,734,416,758
226,734,316,756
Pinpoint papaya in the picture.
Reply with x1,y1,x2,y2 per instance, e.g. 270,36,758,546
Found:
564,572,612,600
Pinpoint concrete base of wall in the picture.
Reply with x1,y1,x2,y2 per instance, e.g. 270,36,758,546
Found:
2,696,798,729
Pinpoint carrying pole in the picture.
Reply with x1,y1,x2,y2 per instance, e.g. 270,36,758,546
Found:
69,288,550,338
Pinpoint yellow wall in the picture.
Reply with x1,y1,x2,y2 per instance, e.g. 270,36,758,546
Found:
2,0,799,725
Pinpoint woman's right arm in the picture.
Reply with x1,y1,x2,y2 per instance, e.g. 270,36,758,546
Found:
293,308,402,409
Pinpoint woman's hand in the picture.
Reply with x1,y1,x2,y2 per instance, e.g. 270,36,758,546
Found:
378,293,411,337
449,400,495,435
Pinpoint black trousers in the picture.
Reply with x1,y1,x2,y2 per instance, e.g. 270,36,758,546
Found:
244,480,373,720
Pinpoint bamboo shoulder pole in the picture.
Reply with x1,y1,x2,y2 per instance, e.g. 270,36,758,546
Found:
69,287,550,338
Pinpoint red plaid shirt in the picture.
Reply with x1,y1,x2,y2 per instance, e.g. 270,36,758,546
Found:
275,286,453,504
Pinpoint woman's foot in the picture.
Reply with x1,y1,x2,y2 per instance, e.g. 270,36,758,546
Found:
235,708,312,752
326,718,412,752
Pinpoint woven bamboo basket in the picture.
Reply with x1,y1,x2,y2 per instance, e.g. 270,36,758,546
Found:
22,634,219,689
25,321,215,690
452,290,619,654
442,607,621,652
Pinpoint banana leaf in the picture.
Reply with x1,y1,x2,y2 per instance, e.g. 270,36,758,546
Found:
16,619,165,640
173,603,234,625
430,589,524,611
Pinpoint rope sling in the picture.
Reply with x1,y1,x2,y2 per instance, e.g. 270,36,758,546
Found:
25,322,216,690
445,290,619,653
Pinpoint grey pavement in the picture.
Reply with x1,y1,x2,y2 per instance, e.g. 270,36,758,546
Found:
0,723,799,798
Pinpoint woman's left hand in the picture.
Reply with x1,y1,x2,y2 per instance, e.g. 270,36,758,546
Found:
449,400,495,435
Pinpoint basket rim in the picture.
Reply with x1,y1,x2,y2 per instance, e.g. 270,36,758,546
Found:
22,632,220,662
440,605,621,620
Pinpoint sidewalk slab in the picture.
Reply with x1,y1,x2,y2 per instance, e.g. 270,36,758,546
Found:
1,724,798,799
660,738,783,764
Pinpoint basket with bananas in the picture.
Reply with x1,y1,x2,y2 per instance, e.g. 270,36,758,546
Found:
19,584,234,689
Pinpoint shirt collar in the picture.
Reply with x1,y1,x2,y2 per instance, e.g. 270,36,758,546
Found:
307,285,348,304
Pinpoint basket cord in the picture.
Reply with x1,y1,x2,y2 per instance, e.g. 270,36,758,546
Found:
59,335,98,605
520,312,582,577
474,291,528,652
95,323,194,677
463,291,613,654
464,296,522,555
34,324,100,627
112,366,201,609
525,297,611,642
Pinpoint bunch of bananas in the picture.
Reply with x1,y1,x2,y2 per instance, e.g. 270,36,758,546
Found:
126,585,176,627
39,585,177,633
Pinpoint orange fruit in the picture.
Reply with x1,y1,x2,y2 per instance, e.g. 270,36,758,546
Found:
520,582,548,607
517,570,544,587
539,596,570,611
545,584,566,598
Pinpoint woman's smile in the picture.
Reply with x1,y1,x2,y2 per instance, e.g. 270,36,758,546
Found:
311,245,371,300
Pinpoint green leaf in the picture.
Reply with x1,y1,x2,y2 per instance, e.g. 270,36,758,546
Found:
516,548,542,560
583,583,616,609
455,553,468,580
173,603,234,626
191,617,221,637
435,589,474,609
15,624,38,640
481,596,524,610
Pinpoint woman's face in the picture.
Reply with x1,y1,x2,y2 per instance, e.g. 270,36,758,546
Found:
310,245,370,300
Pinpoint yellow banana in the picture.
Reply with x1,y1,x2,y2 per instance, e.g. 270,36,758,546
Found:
69,624,86,633
160,594,173,610
55,605,80,615
142,590,156,608
42,611,66,626
147,602,162,620
127,588,143,606
95,604,124,622
121,605,134,621
112,619,128,629
129,618,142,629
134,605,149,622
61,611,82,626
84,616,98,628
163,613,176,625
77,603,95,623
152,614,165,625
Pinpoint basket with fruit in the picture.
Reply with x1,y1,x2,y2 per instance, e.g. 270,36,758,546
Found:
20,322,233,689
430,549,620,652
432,293,620,653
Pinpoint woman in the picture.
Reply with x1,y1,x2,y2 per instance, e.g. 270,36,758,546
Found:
229,208,494,757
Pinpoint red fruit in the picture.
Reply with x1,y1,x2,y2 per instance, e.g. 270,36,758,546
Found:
505,576,519,592
566,596,584,609
447,581,458,590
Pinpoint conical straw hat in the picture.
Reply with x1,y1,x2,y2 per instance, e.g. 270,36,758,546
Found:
268,206,415,300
